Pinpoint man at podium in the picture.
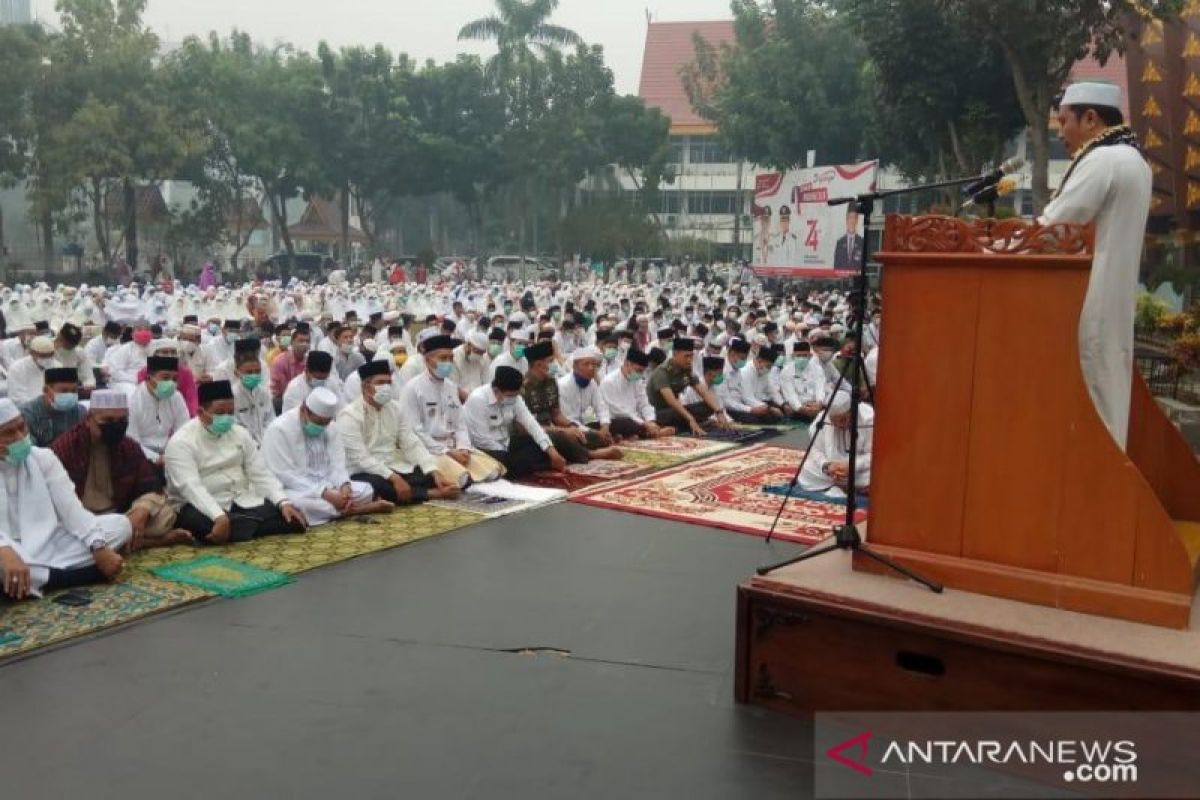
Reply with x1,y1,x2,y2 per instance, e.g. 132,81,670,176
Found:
1038,81,1152,450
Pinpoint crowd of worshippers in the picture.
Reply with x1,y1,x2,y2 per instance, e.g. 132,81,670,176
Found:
0,284,879,602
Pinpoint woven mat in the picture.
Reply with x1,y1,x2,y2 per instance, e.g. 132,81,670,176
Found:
0,572,210,661
617,435,738,461
150,556,293,598
521,459,654,493
571,444,866,545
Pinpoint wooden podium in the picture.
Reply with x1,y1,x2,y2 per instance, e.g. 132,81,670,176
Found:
860,215,1200,629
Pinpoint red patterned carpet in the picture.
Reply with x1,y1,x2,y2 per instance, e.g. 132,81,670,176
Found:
570,444,866,545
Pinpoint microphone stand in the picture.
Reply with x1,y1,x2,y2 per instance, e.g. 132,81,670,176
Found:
756,171,997,590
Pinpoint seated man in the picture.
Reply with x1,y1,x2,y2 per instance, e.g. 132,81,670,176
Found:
647,338,730,437
450,331,492,398
683,356,730,413
598,348,673,440
779,341,824,422
165,380,308,543
128,355,191,466
521,340,620,464
556,346,622,458
338,360,461,505
20,367,85,447
54,322,97,395
137,340,199,417
738,344,787,422
270,322,312,409
399,334,504,488
261,388,391,525
0,399,130,600
798,391,873,498
230,341,277,444
463,366,568,479
488,328,529,379
282,350,344,414
8,336,60,406
51,389,191,549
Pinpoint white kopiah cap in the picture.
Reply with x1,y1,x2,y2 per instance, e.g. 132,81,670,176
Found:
304,387,340,419
0,399,19,425
1060,82,1121,110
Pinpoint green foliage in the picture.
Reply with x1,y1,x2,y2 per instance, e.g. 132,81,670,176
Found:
558,198,662,261
1136,291,1169,333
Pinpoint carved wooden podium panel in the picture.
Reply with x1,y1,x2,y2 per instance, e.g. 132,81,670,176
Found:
859,215,1200,628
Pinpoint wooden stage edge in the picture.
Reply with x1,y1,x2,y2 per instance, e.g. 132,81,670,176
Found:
735,543,1200,715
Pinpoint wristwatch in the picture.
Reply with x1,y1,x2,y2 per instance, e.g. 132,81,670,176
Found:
89,540,107,553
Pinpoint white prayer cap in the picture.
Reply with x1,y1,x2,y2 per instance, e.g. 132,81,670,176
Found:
710,332,728,348
574,345,602,362
468,331,488,350
89,389,128,411
0,399,19,425
416,327,439,345
28,336,54,355
829,391,853,415
180,324,201,336
1060,81,1121,110
304,387,339,419
388,339,408,352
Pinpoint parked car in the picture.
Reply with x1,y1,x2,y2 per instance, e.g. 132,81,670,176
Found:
264,252,332,281
484,256,558,283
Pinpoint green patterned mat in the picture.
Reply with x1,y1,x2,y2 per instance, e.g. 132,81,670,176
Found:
1,503,483,663
150,556,292,598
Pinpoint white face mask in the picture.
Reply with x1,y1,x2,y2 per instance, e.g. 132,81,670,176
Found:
35,356,55,369
180,341,198,356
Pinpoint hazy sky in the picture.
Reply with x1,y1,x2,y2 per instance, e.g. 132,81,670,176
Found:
31,0,733,94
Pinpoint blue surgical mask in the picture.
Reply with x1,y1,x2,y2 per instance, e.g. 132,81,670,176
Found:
52,392,79,411
310,377,326,388
434,361,454,380
573,373,590,389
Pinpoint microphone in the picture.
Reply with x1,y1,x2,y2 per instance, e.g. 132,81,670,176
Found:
962,177,1018,209
961,157,1025,197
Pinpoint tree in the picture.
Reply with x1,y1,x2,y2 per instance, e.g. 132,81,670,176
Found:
682,0,869,169
458,0,583,83
0,24,41,258
940,0,1183,211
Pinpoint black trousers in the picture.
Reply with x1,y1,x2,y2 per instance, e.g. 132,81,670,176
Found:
548,429,590,464
176,502,306,543
485,437,551,479
608,417,651,439
44,565,106,592
654,402,714,430
351,469,432,505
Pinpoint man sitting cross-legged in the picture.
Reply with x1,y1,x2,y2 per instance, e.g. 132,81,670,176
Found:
261,387,392,525
556,346,623,458
799,391,873,498
463,366,568,479
597,347,674,441
165,380,309,544
20,366,85,447
0,398,131,600
52,389,192,550
521,340,621,464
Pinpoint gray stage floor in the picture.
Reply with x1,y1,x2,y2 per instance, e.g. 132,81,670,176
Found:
0,433,817,799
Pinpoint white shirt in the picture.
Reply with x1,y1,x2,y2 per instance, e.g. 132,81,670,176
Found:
282,372,345,415
83,336,112,372
462,383,552,452
231,378,277,444
399,370,472,455
800,405,875,493
557,372,610,427
0,338,27,370
721,359,754,413
165,418,288,520
598,369,655,424
103,341,151,387
488,350,527,380
740,362,784,406
55,346,96,389
128,383,191,461
338,397,439,478
261,409,353,499
779,358,824,407
7,355,59,406
1039,142,1152,449
451,346,490,395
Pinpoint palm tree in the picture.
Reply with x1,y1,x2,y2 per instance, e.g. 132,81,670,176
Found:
458,0,583,83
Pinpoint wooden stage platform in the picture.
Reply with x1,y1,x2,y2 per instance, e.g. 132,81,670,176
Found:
735,542,1200,715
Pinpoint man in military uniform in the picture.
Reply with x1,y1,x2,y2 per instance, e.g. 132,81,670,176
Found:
646,338,731,437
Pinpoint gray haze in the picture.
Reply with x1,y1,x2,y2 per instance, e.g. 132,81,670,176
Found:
31,0,733,94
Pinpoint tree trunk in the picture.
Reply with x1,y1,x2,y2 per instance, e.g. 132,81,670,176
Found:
91,177,111,262
266,188,296,281
998,42,1051,213
1028,121,1051,213
340,184,350,266
41,206,53,271
123,178,139,276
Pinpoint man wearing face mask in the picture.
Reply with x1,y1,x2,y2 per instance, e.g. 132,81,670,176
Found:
598,348,672,440
261,388,391,526
282,350,344,414
450,331,492,397
270,323,311,409
20,368,84,447
231,344,277,445
519,340,596,464
166,380,308,543
779,341,824,421
0,398,133,601
556,347,624,459
128,355,190,466
103,324,154,396
488,328,529,379
84,320,123,376
53,323,97,395
400,335,504,487
737,344,787,422
462,366,567,478
200,319,241,375
811,335,843,397
339,360,461,505
175,323,212,384
8,336,62,406
52,390,190,550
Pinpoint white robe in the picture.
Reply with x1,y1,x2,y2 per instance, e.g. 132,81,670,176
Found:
232,379,277,444
1040,143,1152,450
282,372,346,415
799,404,874,496
261,410,372,526
128,383,191,462
7,355,59,406
103,341,151,393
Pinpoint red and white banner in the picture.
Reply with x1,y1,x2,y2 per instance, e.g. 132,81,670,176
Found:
751,160,878,277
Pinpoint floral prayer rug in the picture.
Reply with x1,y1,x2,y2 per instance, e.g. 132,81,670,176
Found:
570,444,866,544
0,572,210,662
521,459,655,493
150,556,293,598
616,435,738,461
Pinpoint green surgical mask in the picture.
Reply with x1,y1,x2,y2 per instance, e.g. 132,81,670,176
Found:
513,345,526,360
302,420,326,438
626,370,643,383
713,373,725,386
488,343,503,358
794,357,810,371
153,380,177,399
241,374,263,391
206,414,235,436
4,434,33,465
280,336,292,348
603,348,617,361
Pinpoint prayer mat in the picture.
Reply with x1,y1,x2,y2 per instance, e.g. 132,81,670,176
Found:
430,480,566,518
570,444,867,545
762,483,871,509
131,504,482,576
617,435,738,461
0,572,210,662
682,426,779,445
150,556,292,598
521,459,654,492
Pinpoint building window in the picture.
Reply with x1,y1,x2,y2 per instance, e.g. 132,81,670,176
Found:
655,193,682,215
668,136,688,165
687,191,741,215
688,136,732,164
